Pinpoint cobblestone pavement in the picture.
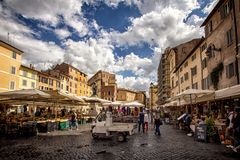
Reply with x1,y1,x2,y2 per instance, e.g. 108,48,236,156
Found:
0,124,239,160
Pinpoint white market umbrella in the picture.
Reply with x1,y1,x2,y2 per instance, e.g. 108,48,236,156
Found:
124,101,144,108
173,89,214,106
80,96,111,104
0,89,50,99
215,84,240,100
102,101,124,106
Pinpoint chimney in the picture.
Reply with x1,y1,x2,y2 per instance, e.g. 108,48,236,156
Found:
29,64,35,69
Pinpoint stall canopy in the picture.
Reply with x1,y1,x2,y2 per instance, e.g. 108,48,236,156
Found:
102,101,124,106
0,89,50,101
123,101,144,108
80,96,111,104
173,89,214,104
45,91,85,104
215,84,240,100
163,99,188,107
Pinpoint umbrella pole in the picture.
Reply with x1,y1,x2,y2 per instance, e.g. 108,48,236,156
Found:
32,95,35,121
190,94,193,114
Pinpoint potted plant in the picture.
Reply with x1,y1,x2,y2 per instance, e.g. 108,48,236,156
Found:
206,117,216,143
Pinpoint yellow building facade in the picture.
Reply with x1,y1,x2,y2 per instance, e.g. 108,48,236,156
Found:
0,40,23,92
53,63,90,97
117,88,136,102
38,72,60,91
19,65,38,89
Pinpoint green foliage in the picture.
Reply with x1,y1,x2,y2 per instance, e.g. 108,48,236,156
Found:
210,62,224,89
206,117,215,137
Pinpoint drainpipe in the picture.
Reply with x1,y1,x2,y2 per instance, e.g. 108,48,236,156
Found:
232,0,239,84
200,49,204,89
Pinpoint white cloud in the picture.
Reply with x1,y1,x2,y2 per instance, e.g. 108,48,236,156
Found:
0,0,209,93
3,0,89,37
108,7,202,48
116,75,151,92
186,14,204,27
54,28,71,39
203,0,218,14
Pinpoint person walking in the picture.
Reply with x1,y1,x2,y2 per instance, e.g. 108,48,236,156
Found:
138,107,145,133
144,111,149,132
154,113,162,136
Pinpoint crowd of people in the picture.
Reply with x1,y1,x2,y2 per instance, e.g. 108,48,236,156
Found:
138,107,163,136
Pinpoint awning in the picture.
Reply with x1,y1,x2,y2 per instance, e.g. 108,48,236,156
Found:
0,89,50,100
79,96,111,104
102,101,124,106
123,101,144,108
215,84,240,100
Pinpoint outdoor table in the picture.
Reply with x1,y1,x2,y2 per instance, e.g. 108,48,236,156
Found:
37,121,48,133
20,121,37,136
215,122,226,131
59,119,69,130
47,120,57,132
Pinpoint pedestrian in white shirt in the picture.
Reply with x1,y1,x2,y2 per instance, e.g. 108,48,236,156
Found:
144,111,149,132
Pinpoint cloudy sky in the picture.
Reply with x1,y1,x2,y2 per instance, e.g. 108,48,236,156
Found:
0,0,217,92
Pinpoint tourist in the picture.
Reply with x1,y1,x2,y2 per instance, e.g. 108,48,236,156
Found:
138,107,145,133
154,113,162,136
144,110,149,132
184,113,192,135
232,107,240,152
70,111,78,130
225,107,234,139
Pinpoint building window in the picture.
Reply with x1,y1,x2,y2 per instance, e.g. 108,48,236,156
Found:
191,66,197,76
192,82,198,89
23,71,27,77
57,82,60,88
191,53,196,61
11,66,16,74
202,58,207,69
66,86,69,91
12,52,17,59
176,80,178,86
61,84,63,89
184,61,188,68
226,62,235,78
220,1,232,19
22,80,27,86
184,72,189,81
181,77,184,83
186,86,190,90
31,74,35,79
49,79,53,86
31,82,35,88
70,88,72,93
9,81,15,90
202,77,209,90
227,28,233,46
108,91,111,95
70,82,72,87
75,83,77,88
200,43,207,52
209,21,213,33
180,67,183,72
